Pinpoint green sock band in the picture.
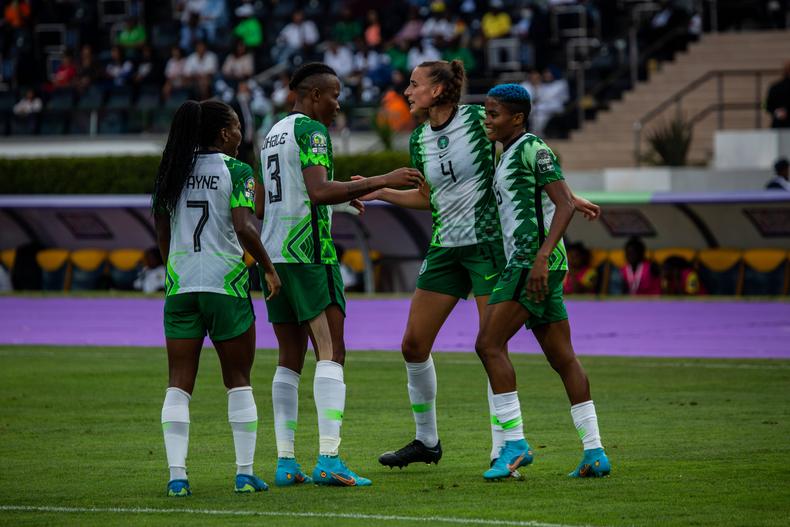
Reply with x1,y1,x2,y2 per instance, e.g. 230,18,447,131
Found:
411,402,434,413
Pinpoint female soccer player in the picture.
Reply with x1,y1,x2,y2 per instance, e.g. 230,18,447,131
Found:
476,83,610,479
361,60,600,469
255,62,423,487
153,99,281,497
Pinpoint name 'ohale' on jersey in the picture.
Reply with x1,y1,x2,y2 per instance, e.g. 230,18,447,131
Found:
410,104,501,247
259,113,337,265
493,133,568,271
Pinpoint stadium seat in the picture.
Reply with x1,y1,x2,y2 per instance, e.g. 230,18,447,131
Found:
36,249,71,290
108,249,143,290
652,248,696,265
741,249,789,296
1,248,16,272
697,249,743,295
70,249,108,290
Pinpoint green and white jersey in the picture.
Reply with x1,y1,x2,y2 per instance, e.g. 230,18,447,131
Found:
259,113,337,264
493,134,568,271
410,104,500,247
166,153,256,297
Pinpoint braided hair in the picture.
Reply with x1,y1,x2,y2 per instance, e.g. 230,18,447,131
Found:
419,59,465,107
289,62,338,95
487,83,532,129
152,100,235,214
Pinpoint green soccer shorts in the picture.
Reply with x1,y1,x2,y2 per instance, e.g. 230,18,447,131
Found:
416,241,506,298
260,263,346,324
164,292,255,341
489,267,568,329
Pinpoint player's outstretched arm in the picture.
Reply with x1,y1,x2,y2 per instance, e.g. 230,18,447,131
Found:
232,207,281,299
526,180,575,302
350,175,431,209
154,212,171,263
571,193,600,221
302,165,423,205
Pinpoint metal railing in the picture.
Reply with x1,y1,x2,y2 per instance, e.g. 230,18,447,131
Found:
632,68,780,165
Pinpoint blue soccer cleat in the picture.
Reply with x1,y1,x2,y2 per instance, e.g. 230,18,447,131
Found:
568,447,611,478
167,479,191,497
275,458,312,487
234,473,269,493
312,455,372,487
484,439,533,481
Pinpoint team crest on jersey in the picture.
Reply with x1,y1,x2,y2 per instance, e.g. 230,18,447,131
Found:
244,177,255,200
437,135,449,149
536,149,553,173
310,132,328,154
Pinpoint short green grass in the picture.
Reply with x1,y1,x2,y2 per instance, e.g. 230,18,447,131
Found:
1,346,788,527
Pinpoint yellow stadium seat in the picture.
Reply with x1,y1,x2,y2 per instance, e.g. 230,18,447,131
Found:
607,249,626,270
742,249,787,273
590,249,608,268
70,249,108,290
1,248,15,271
36,249,71,290
652,248,697,265
742,249,789,295
342,248,382,273
697,249,742,272
697,249,743,295
108,249,144,272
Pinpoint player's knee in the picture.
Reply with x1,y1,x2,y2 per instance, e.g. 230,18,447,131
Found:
401,334,429,362
223,371,251,390
474,333,498,362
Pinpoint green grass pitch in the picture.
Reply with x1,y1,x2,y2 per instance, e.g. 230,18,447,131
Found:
1,345,789,526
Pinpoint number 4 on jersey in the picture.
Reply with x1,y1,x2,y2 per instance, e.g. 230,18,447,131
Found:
441,160,457,183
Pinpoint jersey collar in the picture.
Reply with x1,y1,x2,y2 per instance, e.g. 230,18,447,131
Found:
429,105,459,132
502,132,527,153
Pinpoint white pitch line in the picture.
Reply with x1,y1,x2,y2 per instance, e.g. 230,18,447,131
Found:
0,505,597,527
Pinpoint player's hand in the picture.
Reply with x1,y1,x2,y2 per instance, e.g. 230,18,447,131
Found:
264,269,281,300
350,175,381,201
525,255,549,303
573,195,600,221
383,167,423,189
349,198,365,215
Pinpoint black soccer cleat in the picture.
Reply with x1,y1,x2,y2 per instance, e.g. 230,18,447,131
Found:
378,439,442,468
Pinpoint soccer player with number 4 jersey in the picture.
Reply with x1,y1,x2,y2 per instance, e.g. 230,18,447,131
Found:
478,84,611,480
256,63,423,487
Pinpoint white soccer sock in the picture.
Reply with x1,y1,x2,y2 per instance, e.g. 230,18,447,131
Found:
487,381,505,460
161,387,190,481
314,360,345,456
570,400,603,450
492,391,524,442
272,366,300,458
228,386,258,475
406,357,438,448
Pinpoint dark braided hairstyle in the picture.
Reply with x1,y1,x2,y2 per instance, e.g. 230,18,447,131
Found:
487,83,532,129
152,99,235,214
289,62,337,94
419,59,465,107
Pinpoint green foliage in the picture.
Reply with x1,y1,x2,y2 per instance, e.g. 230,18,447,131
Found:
0,153,412,194
645,116,693,166
1,345,789,526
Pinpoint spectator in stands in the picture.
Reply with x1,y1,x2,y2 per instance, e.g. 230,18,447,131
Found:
442,36,477,75
333,6,362,45
324,40,354,81
563,242,598,294
13,88,42,128
52,50,77,89
180,11,207,53
176,0,222,44
365,10,382,47
270,71,293,112
222,40,254,82
513,6,536,69
481,0,512,40
532,66,570,136
184,40,217,99
661,256,704,295
394,7,424,44
77,44,102,94
134,247,165,294
132,45,156,87
377,83,412,132
3,0,30,33
273,10,319,64
622,237,661,295
765,157,790,191
232,3,262,49
201,0,228,44
106,45,134,87
117,16,146,52
421,4,455,44
386,40,411,74
766,61,790,128
407,40,440,70
163,46,188,98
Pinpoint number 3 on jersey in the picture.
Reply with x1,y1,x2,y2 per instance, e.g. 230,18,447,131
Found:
441,160,457,183
267,154,282,203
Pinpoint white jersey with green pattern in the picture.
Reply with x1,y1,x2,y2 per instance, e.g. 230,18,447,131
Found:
165,153,256,297
410,104,500,247
259,112,337,264
493,133,568,271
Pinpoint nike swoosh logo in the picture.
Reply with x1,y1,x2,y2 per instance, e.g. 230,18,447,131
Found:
331,472,357,486
485,273,498,280
507,454,525,472
439,152,449,159
493,286,504,292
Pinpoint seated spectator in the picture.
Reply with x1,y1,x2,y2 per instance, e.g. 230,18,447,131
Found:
270,71,294,112
52,50,77,89
531,66,569,136
377,83,412,132
184,40,217,99
13,88,42,120
273,10,319,64
766,157,790,190
442,36,477,75
766,61,790,128
394,7,424,44
106,45,134,87
333,6,362,45
77,45,103,94
481,0,512,40
180,11,208,53
163,46,188,97
176,0,222,44
421,5,455,44
661,256,704,295
365,10,382,47
222,40,254,82
323,40,354,81
622,237,661,295
386,40,411,74
134,247,165,294
132,45,157,87
563,242,598,294
232,3,262,49
117,16,146,52
407,40,440,70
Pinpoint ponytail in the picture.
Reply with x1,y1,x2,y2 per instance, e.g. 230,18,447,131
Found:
419,59,466,107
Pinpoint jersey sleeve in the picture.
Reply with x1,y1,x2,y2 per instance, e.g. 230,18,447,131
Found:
525,140,564,187
225,157,256,210
294,117,331,170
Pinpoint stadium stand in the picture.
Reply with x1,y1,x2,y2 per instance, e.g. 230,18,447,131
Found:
36,248,71,291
